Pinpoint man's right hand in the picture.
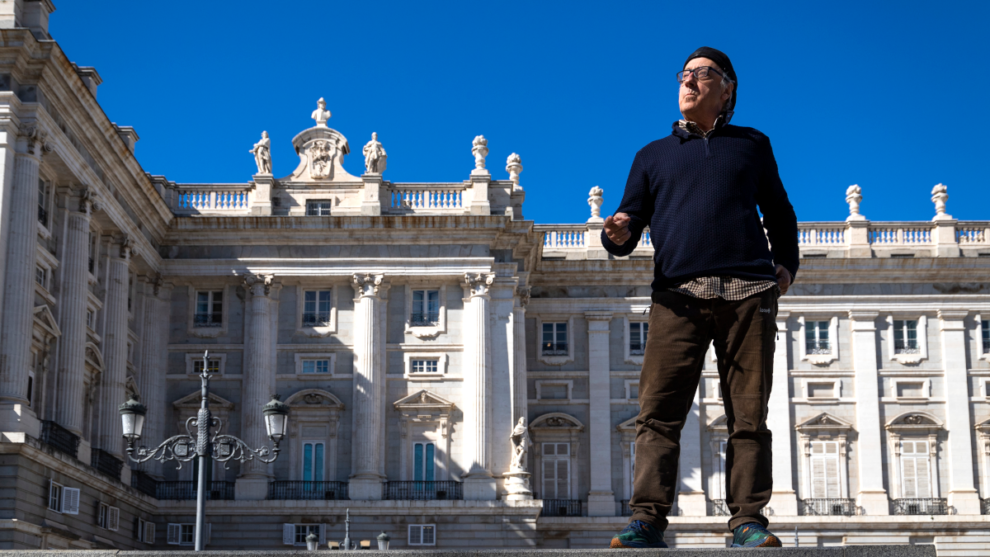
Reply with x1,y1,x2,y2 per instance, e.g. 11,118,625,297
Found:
604,212,632,245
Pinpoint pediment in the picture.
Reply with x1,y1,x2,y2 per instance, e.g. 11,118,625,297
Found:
796,412,853,432
283,116,359,183
976,416,990,432
125,375,140,400
393,390,454,410
285,388,344,409
85,342,104,371
33,305,61,338
616,416,637,432
173,391,234,410
531,412,584,431
886,411,942,431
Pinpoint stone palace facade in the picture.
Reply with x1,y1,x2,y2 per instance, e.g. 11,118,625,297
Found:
1,3,989,554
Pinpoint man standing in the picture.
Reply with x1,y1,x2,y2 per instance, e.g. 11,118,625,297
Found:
605,47,798,549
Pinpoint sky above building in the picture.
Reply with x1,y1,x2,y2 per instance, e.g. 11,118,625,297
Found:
52,0,988,224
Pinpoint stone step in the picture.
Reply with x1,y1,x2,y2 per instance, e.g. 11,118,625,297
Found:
6,547,937,557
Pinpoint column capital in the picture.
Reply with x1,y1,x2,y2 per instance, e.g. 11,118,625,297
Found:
112,235,134,261
463,273,495,298
17,123,49,157
152,275,174,298
937,309,969,328
81,186,100,215
244,273,277,296
352,273,386,299
848,310,879,323
516,286,531,308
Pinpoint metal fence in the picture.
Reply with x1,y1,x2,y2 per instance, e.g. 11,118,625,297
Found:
40,420,79,459
130,470,158,498
892,498,948,516
268,481,349,500
382,481,462,500
90,448,123,481
542,499,583,517
156,481,235,501
800,498,857,516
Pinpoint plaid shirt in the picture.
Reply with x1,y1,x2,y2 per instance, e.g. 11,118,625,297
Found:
668,118,780,301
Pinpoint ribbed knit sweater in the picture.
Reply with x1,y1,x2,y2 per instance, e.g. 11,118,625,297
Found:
602,120,800,292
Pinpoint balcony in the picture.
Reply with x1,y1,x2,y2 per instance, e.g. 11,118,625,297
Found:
801,498,857,516
382,481,462,500
40,420,80,459
542,499,583,517
90,448,123,480
156,480,235,500
892,498,948,516
268,481,349,500
130,470,159,498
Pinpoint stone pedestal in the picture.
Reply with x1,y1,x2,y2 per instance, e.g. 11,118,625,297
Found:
676,491,708,517
360,174,383,216
250,174,274,216
845,219,871,258
503,470,533,501
468,174,491,216
234,477,269,501
932,217,960,258
585,222,607,260
587,492,617,517
463,476,497,501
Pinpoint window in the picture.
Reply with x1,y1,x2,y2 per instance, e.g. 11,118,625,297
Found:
48,482,78,515
180,524,194,545
713,440,727,499
86,310,95,329
193,358,221,375
301,359,330,374
411,290,440,326
26,371,34,408
983,320,989,354
168,523,208,545
302,290,332,326
35,266,47,288
282,524,324,546
306,200,331,216
414,442,436,481
628,442,636,498
626,381,639,400
194,291,223,327
295,524,320,545
410,359,439,374
901,440,932,498
806,321,830,354
629,322,648,355
97,503,119,531
37,179,49,227
541,443,570,499
48,481,62,512
809,441,841,499
808,382,837,399
302,442,325,482
137,518,155,544
893,320,919,354
408,524,436,546
542,322,568,355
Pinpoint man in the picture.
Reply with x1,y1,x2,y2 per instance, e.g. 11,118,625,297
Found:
605,47,798,549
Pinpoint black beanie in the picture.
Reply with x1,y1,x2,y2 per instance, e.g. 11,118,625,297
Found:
684,46,737,113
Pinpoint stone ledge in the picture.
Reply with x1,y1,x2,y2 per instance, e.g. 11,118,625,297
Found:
2,547,937,557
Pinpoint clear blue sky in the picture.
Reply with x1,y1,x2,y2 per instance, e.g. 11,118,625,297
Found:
52,1,988,224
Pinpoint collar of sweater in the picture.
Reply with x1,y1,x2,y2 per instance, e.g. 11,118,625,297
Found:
673,113,731,139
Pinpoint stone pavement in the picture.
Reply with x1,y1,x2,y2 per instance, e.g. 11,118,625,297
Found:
2,547,937,557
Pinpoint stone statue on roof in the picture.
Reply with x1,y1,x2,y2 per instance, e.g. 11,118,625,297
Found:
362,132,387,175
249,131,272,174
311,97,331,128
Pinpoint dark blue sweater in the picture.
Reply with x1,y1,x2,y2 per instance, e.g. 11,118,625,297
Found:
602,120,799,292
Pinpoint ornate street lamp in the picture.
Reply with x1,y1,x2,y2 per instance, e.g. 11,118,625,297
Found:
306,531,320,551
120,351,288,551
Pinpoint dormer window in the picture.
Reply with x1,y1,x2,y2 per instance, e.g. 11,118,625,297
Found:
306,200,331,216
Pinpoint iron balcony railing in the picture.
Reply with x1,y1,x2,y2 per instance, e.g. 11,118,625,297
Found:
542,499,583,517
382,481,462,500
801,498,857,516
156,481,235,500
892,498,948,515
90,448,123,480
40,420,80,459
38,206,48,227
130,470,159,498
619,499,633,517
709,499,773,517
268,481,349,500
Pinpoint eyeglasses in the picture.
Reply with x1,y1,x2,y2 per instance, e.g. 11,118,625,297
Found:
676,66,725,84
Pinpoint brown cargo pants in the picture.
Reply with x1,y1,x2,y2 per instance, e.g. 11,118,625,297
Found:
629,288,777,532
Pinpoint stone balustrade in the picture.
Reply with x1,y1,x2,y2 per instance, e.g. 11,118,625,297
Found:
388,183,466,213
168,184,253,215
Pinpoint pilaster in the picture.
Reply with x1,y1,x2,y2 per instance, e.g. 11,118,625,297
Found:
938,309,980,514
677,386,707,516
767,311,798,516
512,287,530,425
348,274,387,500
0,119,19,332
95,238,131,458
849,310,889,515
490,277,517,481
138,278,172,478
585,311,615,516
461,273,496,499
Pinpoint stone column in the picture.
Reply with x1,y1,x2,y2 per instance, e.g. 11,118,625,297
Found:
586,311,616,515
236,274,279,500
95,238,132,459
0,120,19,334
461,273,496,499
938,310,980,514
767,311,798,515
849,310,889,515
53,191,94,438
348,274,387,500
677,386,707,516
490,278,516,481
512,288,530,425
138,278,172,478
0,127,46,439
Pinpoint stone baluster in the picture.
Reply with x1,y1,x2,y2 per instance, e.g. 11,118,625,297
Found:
0,126,46,438
767,311,798,515
53,190,95,438
138,278,172,478
938,310,980,514
849,311,889,515
461,273,496,499
348,274,387,500
95,237,132,458
586,311,616,516
236,274,279,500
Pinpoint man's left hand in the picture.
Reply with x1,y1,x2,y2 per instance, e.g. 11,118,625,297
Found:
775,264,792,296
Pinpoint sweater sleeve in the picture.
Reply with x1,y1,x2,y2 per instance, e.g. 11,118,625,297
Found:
755,136,800,280
602,149,653,257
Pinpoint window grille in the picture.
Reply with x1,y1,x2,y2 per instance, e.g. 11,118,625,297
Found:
193,359,221,375
35,266,46,288
408,524,436,546
410,360,439,374
983,320,989,354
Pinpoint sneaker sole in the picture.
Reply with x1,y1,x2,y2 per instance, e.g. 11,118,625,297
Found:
610,537,669,549
732,535,782,548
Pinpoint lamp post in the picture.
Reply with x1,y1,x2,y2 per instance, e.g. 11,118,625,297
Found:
119,350,289,551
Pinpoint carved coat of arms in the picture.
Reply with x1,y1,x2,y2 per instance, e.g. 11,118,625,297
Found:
309,139,335,179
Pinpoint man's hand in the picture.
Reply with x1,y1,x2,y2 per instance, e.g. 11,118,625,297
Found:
775,264,792,296
604,212,632,246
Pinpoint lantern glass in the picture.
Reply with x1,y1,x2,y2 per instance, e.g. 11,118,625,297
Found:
265,411,287,442
122,412,145,440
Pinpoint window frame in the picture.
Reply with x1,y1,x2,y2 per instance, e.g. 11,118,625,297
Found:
535,316,575,365
898,439,936,499
535,379,573,402
301,441,326,483
188,287,228,338
977,315,989,360
402,352,448,379
887,315,928,364
37,178,51,230
404,285,447,339
412,441,437,482
184,353,228,376
407,524,436,547
624,380,639,402
798,316,840,366
623,315,650,364
803,379,841,401
305,200,332,216
540,442,572,500
48,480,63,513
296,286,337,336
808,440,843,499
293,353,336,378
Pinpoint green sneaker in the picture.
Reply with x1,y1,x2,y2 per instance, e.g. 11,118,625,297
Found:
609,520,668,549
731,522,782,548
